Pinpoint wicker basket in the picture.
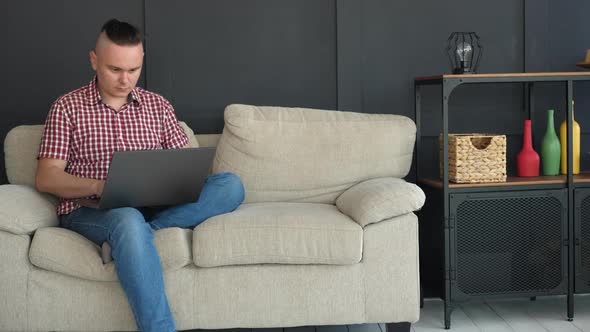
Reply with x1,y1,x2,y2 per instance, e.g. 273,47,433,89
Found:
439,134,507,183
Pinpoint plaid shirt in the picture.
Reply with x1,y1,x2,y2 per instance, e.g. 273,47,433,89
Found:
38,77,189,215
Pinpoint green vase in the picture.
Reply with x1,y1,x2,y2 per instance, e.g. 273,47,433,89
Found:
541,109,561,175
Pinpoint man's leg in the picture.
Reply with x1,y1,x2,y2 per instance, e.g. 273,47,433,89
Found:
61,207,176,332
149,172,245,230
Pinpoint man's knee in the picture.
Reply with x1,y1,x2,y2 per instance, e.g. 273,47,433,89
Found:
106,207,151,240
210,172,245,208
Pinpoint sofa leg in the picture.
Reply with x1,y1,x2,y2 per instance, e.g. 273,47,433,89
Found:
386,322,411,332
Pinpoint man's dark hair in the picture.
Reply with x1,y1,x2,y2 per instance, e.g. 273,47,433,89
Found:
101,19,142,46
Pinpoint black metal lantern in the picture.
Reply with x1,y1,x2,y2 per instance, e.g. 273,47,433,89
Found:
446,32,483,74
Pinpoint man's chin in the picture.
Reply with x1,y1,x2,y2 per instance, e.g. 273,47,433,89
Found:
112,90,130,97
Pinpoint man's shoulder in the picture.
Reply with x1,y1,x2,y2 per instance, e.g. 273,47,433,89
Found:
135,87,172,108
52,85,89,108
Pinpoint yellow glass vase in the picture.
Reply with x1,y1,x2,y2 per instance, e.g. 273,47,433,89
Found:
560,101,581,174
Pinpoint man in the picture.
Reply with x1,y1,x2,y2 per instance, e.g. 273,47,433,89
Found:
35,19,245,332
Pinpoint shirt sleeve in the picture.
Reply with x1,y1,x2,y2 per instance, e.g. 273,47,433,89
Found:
161,101,189,149
37,100,72,160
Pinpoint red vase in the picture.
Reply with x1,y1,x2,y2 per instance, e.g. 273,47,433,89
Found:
517,119,540,177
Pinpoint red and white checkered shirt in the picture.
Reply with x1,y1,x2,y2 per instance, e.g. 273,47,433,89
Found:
38,77,189,215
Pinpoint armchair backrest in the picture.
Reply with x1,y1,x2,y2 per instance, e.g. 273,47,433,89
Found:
4,125,43,187
212,104,416,204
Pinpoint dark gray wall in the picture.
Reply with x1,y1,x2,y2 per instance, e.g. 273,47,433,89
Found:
3,1,588,180
338,0,525,178
145,0,337,134
0,0,545,184
525,0,590,171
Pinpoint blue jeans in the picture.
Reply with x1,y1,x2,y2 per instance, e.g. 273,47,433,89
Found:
59,172,245,332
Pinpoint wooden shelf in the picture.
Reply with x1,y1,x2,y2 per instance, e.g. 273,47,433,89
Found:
575,173,590,183
419,176,564,189
419,173,590,189
415,72,590,81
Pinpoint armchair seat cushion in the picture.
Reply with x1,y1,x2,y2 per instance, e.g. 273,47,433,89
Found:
29,227,192,281
193,202,363,267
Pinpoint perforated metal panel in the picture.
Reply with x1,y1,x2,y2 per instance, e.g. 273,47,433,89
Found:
450,191,566,298
578,191,590,292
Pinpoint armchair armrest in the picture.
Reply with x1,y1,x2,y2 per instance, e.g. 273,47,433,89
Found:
0,185,58,235
336,177,425,227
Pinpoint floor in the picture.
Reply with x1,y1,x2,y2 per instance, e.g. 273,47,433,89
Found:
415,295,590,331
181,295,590,332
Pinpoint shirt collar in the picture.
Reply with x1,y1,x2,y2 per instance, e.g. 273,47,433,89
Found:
85,76,142,106
129,86,141,105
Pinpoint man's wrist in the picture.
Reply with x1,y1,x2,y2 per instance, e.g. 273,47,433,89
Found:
92,180,103,197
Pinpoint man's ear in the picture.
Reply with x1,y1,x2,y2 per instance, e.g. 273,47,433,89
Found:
89,50,97,71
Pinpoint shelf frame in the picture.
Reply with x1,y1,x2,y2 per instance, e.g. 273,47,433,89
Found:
414,71,590,329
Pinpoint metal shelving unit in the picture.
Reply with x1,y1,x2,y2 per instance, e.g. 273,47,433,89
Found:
415,72,590,329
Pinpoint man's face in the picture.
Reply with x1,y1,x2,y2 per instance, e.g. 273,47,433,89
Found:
89,37,143,102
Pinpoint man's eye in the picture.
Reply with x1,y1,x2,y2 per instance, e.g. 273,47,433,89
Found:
129,69,137,73
112,68,120,72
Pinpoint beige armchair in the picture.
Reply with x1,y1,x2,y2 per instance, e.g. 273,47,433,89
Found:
0,104,424,332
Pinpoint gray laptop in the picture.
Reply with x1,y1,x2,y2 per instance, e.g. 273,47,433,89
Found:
76,147,216,209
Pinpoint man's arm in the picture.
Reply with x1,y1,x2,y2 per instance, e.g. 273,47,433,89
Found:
35,158,104,199
160,99,190,149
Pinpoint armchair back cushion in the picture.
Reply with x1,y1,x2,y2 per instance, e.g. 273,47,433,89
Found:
212,104,416,204
4,125,43,187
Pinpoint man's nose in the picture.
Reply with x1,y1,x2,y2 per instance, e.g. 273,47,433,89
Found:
119,72,129,83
